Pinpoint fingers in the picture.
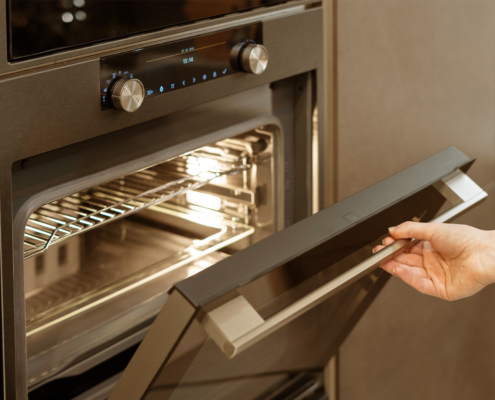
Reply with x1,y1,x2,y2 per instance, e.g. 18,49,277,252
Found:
392,252,424,268
372,236,396,254
382,260,428,278
389,222,441,242
394,266,438,297
373,238,424,256
407,241,424,256
372,244,385,254
382,237,395,246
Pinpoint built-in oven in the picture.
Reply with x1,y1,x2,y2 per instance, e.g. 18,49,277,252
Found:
0,1,487,399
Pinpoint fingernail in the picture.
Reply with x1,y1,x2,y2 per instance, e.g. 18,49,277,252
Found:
389,226,396,233
372,248,375,254
393,268,396,275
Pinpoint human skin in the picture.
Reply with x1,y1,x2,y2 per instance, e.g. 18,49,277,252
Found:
372,222,495,301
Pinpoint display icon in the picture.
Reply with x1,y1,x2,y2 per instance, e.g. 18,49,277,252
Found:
182,80,186,86
222,69,227,74
203,74,207,80
213,71,217,78
193,77,196,83
159,86,164,93
171,83,175,89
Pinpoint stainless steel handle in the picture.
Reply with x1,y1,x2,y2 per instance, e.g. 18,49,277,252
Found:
201,171,487,358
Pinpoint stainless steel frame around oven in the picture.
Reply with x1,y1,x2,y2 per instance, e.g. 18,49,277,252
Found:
1,2,326,398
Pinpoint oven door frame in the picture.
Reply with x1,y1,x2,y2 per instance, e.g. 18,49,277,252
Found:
17,113,286,390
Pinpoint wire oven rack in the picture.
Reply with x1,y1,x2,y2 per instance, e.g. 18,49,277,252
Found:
24,148,251,259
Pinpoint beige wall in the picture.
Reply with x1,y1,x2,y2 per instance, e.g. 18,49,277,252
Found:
329,1,495,399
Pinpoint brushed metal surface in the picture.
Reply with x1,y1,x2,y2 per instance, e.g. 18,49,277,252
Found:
111,78,145,112
241,44,269,75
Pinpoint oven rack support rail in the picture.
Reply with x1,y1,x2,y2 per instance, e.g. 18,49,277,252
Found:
24,154,251,259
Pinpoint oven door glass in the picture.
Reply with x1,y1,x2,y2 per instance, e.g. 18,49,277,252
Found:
109,147,486,400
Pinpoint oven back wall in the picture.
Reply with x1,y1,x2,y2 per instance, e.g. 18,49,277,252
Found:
333,1,495,399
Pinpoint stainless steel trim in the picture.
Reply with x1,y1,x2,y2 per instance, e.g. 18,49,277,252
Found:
312,104,319,214
241,45,269,75
202,171,487,358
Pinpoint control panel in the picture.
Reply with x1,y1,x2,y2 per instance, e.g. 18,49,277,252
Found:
100,23,267,112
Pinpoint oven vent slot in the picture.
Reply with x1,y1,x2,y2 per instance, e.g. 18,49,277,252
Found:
24,147,252,259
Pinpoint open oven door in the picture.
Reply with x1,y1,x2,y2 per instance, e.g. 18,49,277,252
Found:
108,147,487,400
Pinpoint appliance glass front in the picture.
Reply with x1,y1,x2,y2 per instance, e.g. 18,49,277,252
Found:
100,23,262,108
8,0,284,60
24,127,278,387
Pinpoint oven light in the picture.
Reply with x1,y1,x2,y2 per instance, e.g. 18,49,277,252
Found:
186,157,219,177
197,157,219,169
186,191,221,211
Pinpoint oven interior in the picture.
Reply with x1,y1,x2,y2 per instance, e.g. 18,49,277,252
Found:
23,127,277,387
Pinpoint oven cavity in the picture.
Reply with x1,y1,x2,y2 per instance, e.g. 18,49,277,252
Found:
23,128,276,387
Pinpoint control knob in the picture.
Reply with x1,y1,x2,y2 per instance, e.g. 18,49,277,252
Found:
110,77,145,112
230,43,269,75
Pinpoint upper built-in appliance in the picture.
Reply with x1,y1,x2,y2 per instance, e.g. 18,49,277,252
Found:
8,0,284,60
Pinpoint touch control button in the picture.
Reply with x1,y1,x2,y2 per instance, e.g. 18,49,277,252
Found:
110,78,145,112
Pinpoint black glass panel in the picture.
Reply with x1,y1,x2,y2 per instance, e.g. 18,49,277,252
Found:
8,0,285,60
100,23,261,108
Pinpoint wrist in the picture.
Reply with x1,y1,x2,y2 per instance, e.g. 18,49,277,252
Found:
481,230,495,285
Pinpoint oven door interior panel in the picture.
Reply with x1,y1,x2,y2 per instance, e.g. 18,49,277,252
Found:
109,147,486,400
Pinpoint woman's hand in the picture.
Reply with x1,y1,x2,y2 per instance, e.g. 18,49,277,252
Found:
373,222,495,300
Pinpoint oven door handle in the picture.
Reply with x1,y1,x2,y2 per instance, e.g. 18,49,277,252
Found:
201,172,487,359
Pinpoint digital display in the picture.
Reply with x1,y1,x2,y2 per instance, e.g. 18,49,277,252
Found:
100,24,262,110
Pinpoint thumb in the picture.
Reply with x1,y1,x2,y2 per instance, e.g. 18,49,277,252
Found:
389,221,441,242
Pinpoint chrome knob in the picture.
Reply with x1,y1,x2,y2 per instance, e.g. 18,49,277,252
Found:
231,43,269,75
111,78,145,112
